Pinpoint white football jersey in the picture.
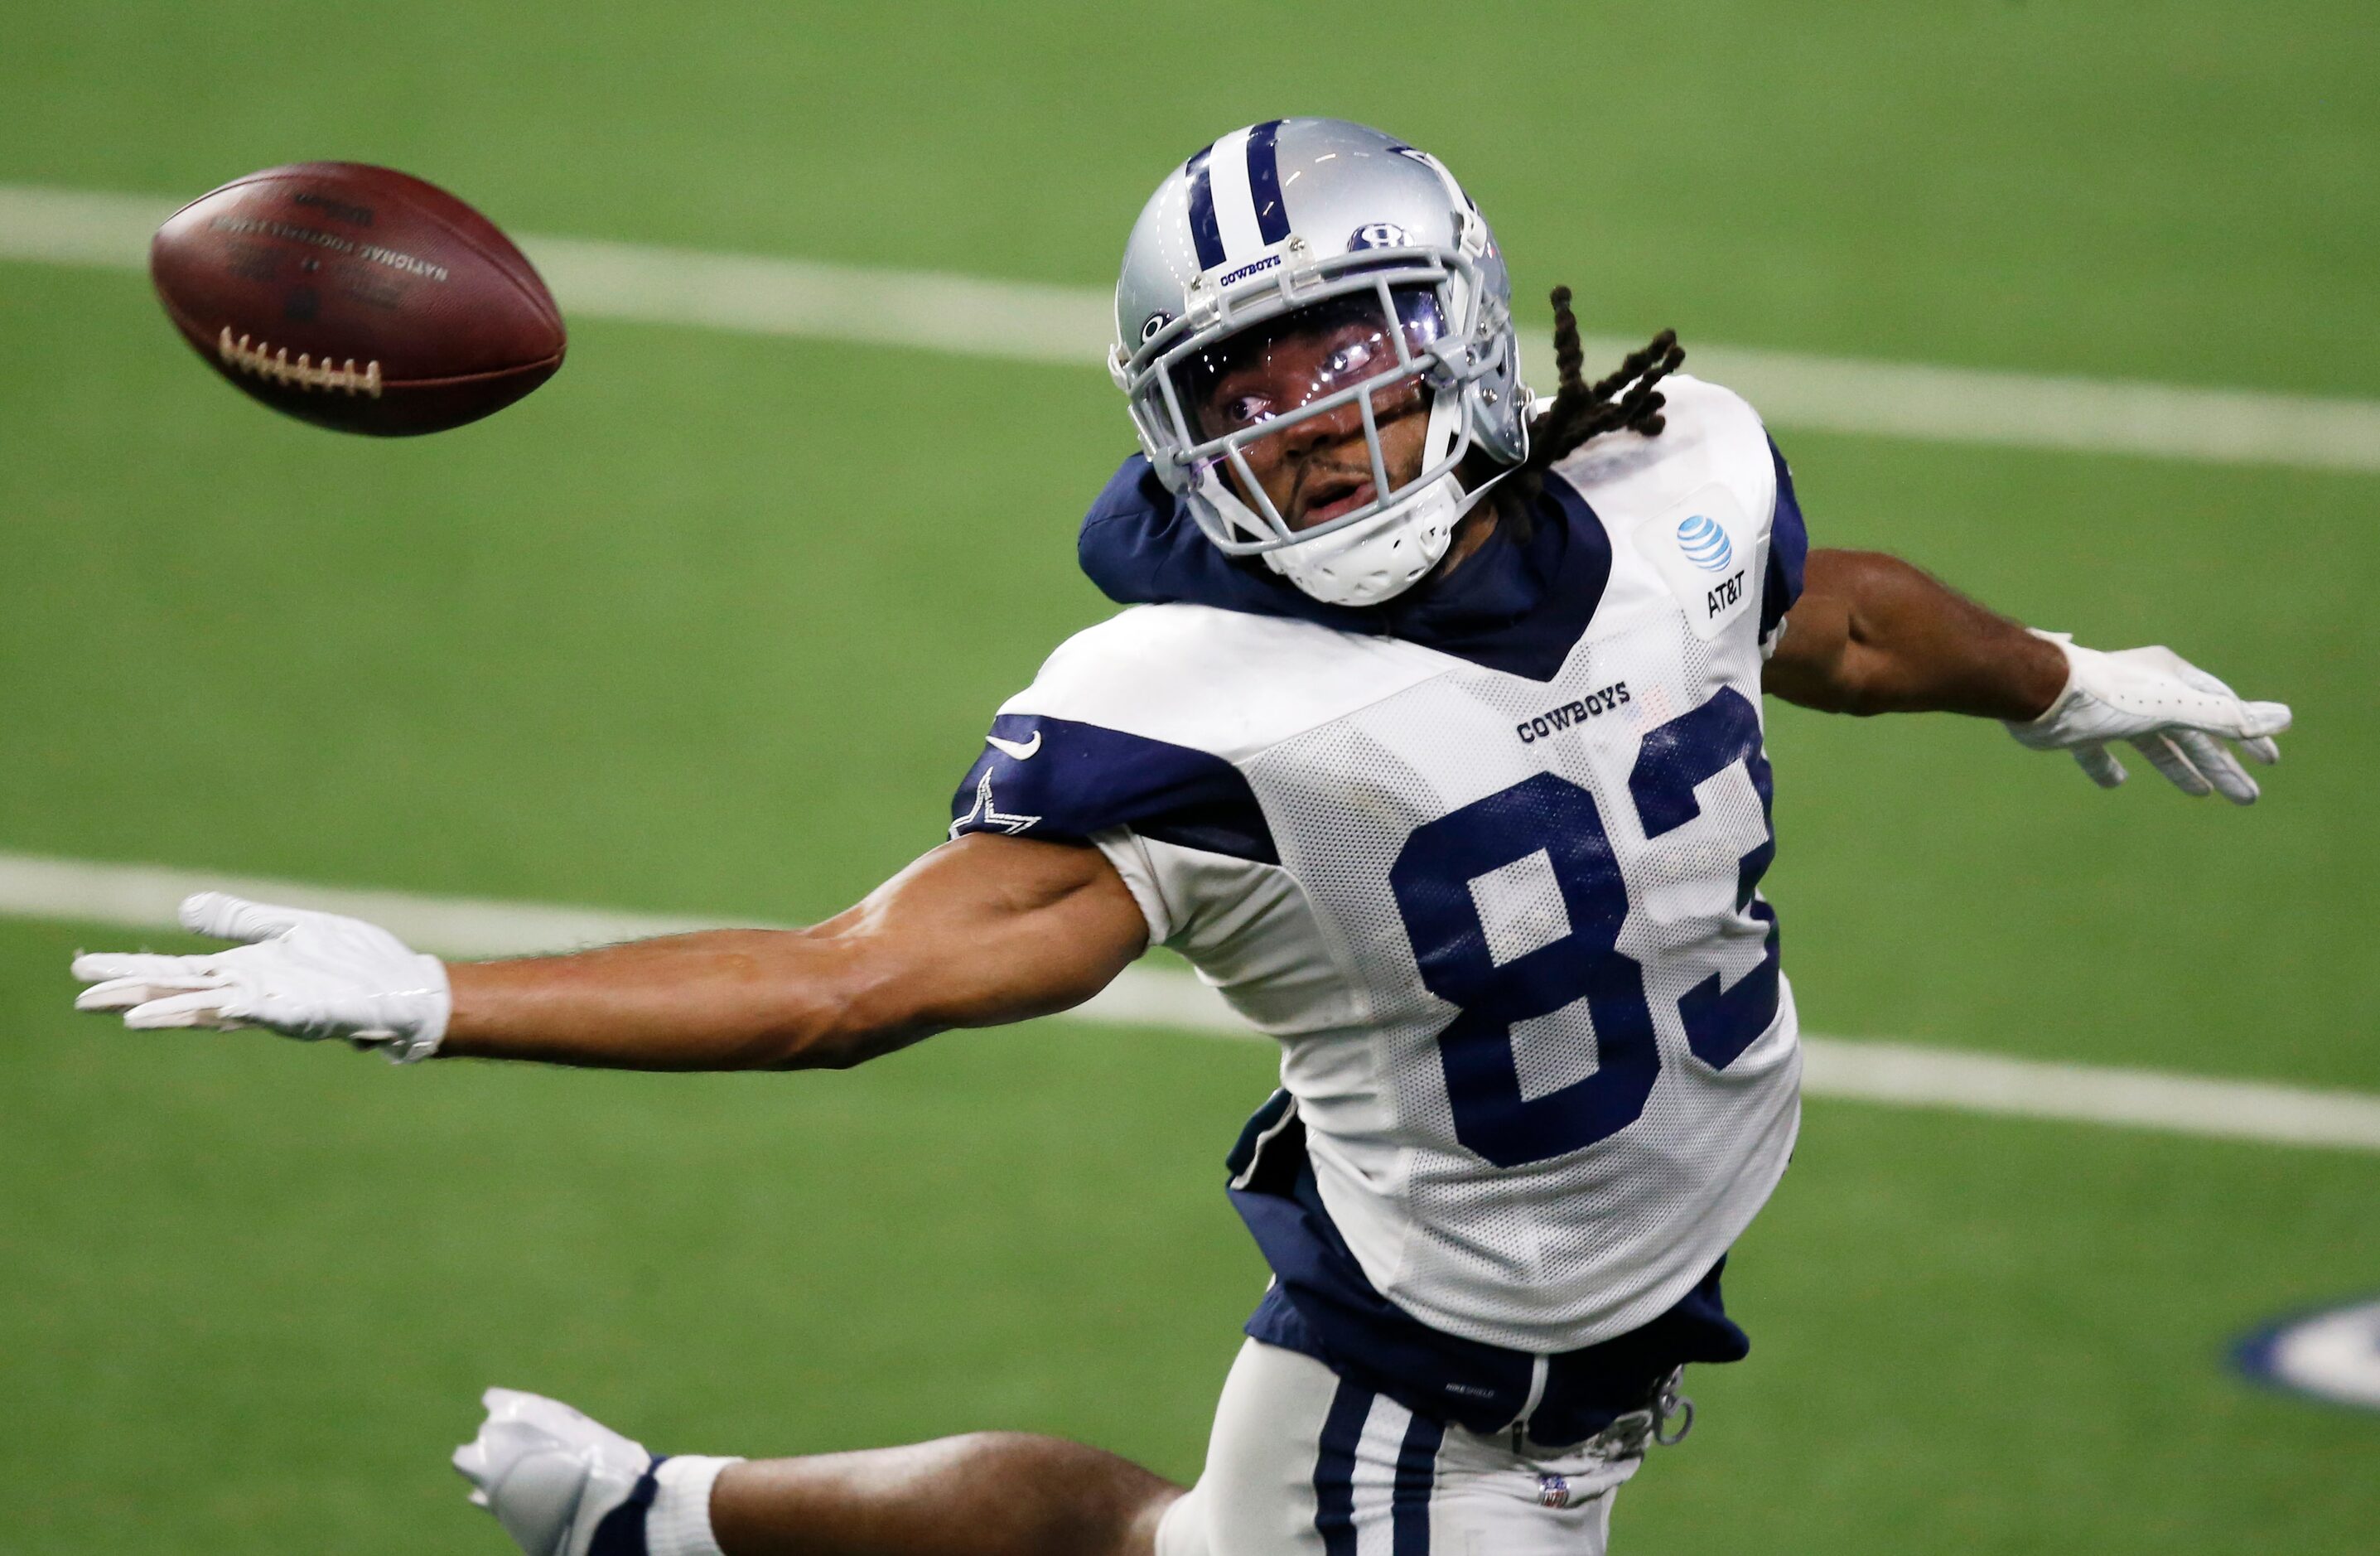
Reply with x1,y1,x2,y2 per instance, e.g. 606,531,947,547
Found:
955,376,1803,1356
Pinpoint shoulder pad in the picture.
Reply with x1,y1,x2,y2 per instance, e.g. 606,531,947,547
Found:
1547,375,1777,530
1004,604,1449,762
947,603,1448,858
1548,375,1806,646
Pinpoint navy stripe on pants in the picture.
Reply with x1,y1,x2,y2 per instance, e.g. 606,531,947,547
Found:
1391,1411,1443,1555
1311,1378,1372,1556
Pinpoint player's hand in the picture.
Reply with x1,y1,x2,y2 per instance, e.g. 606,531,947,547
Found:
2006,631,2291,804
70,893,451,1062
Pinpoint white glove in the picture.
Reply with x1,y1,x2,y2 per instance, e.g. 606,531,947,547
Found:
451,1388,654,1556
71,892,451,1062
2007,631,2290,805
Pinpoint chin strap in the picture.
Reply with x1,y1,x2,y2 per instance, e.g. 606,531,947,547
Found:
1263,461,1523,607
1451,461,1518,522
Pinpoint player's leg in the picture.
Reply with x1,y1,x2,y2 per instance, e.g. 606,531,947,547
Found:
1171,1340,1646,1555
454,1351,1652,1556
455,1388,1181,1556
709,1433,1180,1555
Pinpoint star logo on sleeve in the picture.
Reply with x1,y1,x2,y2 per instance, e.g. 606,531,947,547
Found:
949,768,1041,840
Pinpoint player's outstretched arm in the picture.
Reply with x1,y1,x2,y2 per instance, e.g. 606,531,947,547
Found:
69,834,1150,1070
1765,547,2291,802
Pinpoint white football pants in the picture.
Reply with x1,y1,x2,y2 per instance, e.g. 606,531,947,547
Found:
1156,1340,1645,1556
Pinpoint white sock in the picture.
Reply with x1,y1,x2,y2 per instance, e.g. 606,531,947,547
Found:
645,1455,744,1556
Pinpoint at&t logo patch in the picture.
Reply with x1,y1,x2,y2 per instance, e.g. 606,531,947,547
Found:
1632,486,1757,644
1676,513,1734,573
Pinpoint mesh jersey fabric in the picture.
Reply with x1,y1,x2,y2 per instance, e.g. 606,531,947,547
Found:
953,375,1806,1357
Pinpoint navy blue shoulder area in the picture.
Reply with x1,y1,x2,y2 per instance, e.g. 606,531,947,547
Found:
1077,454,1613,683
1760,435,1809,640
949,713,1277,864
1078,457,1319,624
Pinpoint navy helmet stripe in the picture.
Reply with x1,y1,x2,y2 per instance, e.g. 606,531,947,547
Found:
1246,118,1290,244
1389,1412,1442,1556
1185,145,1225,271
1311,1379,1370,1556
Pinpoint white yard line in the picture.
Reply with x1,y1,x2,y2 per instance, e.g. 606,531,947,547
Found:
5,182,2378,473
8,848,2378,1154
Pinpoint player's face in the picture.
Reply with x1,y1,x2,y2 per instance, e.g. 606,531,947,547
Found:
1189,293,1437,532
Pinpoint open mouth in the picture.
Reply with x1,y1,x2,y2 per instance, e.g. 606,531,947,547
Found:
1298,474,1378,528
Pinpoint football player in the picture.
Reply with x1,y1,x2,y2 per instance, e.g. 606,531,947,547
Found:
72,119,2288,1556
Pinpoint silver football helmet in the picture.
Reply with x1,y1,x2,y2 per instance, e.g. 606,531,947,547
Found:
1110,118,1529,606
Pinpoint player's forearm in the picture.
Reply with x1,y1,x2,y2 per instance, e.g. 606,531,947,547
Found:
438,928,928,1072
1764,548,2068,719
70,838,1148,1067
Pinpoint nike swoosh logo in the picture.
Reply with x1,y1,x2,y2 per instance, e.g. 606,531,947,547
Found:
985,731,1042,761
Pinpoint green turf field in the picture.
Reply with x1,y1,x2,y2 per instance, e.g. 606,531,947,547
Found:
3,2,2375,1551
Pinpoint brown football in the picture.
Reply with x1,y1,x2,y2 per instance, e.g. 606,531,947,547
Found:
150,162,565,436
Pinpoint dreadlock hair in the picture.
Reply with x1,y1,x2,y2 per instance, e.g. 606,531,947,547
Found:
1480,288,1685,529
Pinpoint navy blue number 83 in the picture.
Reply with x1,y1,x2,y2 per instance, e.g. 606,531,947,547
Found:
1387,688,1781,1169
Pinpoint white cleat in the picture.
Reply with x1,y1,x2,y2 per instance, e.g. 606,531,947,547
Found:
453,1387,657,1556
